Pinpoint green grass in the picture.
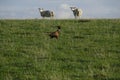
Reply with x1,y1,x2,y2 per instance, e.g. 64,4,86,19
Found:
0,19,120,80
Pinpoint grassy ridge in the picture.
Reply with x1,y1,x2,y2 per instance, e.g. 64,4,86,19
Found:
0,19,120,80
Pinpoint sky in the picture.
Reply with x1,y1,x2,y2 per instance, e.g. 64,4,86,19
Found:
0,0,120,19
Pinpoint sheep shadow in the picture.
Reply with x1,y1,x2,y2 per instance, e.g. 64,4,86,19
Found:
77,19,91,23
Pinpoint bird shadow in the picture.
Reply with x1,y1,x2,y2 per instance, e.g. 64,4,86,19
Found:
73,36,85,39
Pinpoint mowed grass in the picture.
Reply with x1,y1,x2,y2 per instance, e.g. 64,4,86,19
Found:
0,19,120,80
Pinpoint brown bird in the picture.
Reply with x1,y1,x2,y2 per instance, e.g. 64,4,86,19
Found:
49,26,61,39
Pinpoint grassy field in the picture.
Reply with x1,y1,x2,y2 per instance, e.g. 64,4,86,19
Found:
0,19,120,80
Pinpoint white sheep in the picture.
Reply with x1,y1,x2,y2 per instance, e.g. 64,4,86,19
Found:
38,8,54,18
70,7,83,19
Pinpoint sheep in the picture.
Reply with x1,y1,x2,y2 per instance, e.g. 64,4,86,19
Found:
38,8,54,18
70,7,83,19
49,26,61,39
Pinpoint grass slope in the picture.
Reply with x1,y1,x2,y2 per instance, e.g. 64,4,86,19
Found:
0,19,120,80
